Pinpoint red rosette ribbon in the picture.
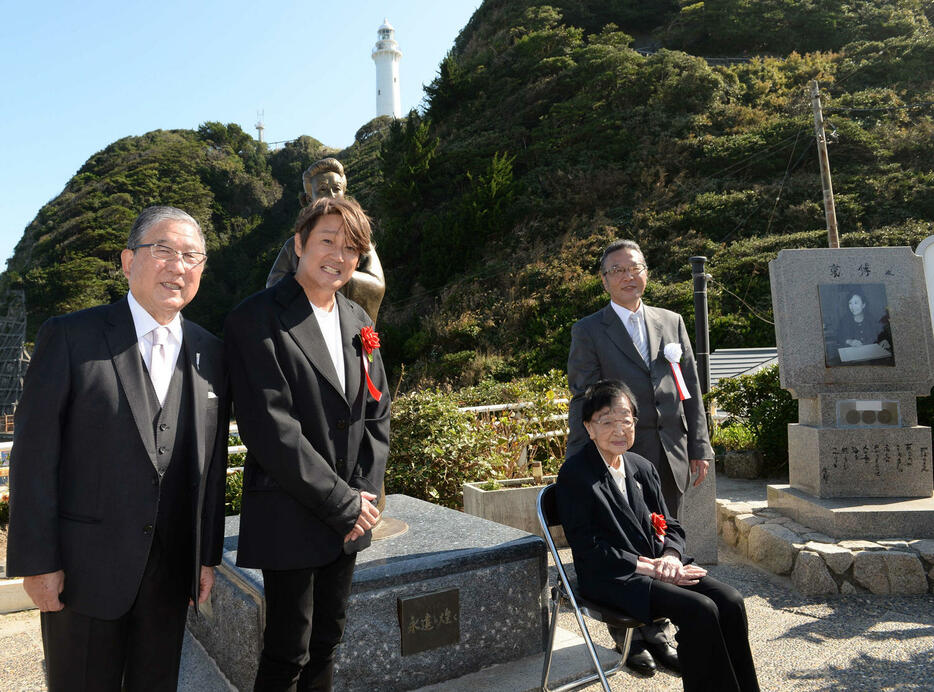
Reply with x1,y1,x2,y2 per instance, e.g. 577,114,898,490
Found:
650,512,667,539
360,327,382,402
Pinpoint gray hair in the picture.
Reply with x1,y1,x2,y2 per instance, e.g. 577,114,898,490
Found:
599,239,645,273
127,206,205,250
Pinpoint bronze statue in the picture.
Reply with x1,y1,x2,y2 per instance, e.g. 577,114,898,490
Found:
266,158,386,322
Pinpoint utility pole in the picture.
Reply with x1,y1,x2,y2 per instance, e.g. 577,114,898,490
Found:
810,80,839,248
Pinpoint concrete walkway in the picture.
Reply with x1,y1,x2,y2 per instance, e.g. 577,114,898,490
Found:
3,478,934,691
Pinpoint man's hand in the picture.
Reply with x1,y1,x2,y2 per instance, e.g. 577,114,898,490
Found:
343,491,380,543
189,566,215,606
23,571,65,612
690,458,709,486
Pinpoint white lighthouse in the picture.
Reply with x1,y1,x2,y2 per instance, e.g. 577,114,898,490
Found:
372,18,402,118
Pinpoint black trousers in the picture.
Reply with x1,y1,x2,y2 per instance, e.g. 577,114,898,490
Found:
39,531,190,692
612,445,689,650
255,552,357,692
649,575,759,692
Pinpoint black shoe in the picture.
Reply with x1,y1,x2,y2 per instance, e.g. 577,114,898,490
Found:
646,640,681,674
624,642,657,676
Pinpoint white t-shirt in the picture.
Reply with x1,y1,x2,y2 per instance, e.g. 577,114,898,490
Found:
311,300,345,392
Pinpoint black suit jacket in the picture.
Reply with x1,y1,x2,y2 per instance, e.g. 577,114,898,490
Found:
6,298,230,619
567,304,712,497
225,275,390,570
556,443,689,624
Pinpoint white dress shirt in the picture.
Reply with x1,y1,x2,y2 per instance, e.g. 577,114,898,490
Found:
127,291,183,379
597,448,627,502
610,300,648,362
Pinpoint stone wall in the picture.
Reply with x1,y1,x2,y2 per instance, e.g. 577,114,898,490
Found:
718,499,934,596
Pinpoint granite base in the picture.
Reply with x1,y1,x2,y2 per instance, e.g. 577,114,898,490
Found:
768,484,934,538
187,495,549,691
683,463,718,564
788,424,933,498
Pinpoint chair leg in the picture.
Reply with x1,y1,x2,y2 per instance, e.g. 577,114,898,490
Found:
541,596,562,691
572,609,613,692
615,625,635,662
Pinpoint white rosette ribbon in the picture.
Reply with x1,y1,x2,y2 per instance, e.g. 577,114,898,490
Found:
663,343,691,401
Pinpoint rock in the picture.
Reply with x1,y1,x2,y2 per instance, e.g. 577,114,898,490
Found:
718,501,753,519
852,550,928,594
804,541,854,574
908,539,934,564
853,551,889,594
878,540,911,551
735,514,767,556
839,540,885,552
785,521,811,535
801,532,835,544
722,450,765,479
748,523,801,575
792,551,839,596
756,509,782,519
840,581,858,595
884,552,928,594
721,518,738,547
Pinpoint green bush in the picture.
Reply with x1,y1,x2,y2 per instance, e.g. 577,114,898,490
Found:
706,365,796,474
385,389,509,508
710,420,757,452
225,470,243,516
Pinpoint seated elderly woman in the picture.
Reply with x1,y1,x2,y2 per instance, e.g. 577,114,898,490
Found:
557,380,759,692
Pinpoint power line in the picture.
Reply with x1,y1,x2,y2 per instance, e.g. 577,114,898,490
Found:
825,100,934,114
707,278,774,325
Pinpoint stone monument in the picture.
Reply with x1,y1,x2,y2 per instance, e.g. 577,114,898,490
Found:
188,495,548,691
768,247,934,538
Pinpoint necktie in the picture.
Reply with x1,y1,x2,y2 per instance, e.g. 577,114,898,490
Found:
629,313,649,366
150,326,170,406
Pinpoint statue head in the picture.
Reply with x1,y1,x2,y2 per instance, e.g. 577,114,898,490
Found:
300,158,347,206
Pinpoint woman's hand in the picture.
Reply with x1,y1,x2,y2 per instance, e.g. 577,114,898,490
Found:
637,555,708,585
845,339,863,347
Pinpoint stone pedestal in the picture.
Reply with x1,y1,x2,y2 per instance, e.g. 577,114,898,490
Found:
767,484,934,539
788,424,933,498
187,495,548,692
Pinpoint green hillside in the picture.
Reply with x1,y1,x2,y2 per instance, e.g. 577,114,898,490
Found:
5,0,934,393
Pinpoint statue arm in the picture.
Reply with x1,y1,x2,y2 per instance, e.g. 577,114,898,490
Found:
266,239,298,289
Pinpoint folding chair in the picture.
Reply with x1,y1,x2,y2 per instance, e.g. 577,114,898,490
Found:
537,483,649,692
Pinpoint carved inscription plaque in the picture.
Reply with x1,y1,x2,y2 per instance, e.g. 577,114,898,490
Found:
397,589,460,656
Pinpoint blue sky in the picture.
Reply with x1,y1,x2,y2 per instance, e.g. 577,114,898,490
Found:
1,0,483,267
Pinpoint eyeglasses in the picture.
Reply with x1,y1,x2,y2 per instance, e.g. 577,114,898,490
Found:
603,264,646,278
131,243,207,268
593,416,638,430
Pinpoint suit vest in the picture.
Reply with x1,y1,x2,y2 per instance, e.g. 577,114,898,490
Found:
140,346,194,548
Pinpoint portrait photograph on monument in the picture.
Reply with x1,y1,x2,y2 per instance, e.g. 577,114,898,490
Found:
819,283,895,367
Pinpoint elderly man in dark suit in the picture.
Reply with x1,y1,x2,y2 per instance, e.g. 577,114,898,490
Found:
567,239,713,675
226,196,390,691
7,206,230,691
558,380,758,692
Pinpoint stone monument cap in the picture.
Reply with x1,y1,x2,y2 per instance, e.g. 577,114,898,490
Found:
770,247,934,399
